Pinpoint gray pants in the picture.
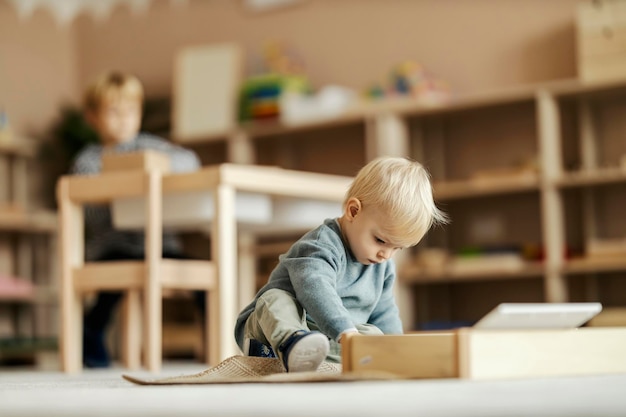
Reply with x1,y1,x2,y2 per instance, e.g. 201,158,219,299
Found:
242,288,383,363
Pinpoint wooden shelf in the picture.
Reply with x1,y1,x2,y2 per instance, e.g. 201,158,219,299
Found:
241,106,366,138
0,293,34,302
556,167,626,188
433,174,541,201
239,76,626,138
399,261,545,284
549,76,626,99
563,257,626,275
0,208,57,233
0,285,57,304
0,337,57,355
174,76,626,145
0,139,37,158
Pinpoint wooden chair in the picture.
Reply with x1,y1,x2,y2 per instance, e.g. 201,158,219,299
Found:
58,161,353,374
57,168,215,373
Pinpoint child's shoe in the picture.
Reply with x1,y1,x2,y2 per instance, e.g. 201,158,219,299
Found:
82,327,110,368
244,338,276,358
278,330,329,372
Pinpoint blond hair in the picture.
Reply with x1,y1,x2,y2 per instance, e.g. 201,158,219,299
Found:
345,156,448,247
84,71,144,112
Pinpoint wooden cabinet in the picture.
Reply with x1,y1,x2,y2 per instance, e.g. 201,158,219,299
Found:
0,138,57,364
174,76,626,332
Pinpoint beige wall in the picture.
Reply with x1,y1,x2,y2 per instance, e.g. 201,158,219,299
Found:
2,0,581,137
73,0,580,97
0,2,79,137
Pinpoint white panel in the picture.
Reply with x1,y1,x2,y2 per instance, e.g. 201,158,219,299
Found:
112,191,273,229
172,43,242,142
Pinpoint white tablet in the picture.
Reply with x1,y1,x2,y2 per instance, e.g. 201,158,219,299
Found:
473,302,602,330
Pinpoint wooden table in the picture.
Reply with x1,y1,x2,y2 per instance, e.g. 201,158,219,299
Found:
58,163,352,370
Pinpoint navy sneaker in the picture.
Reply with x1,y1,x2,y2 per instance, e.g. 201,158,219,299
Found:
82,327,110,368
278,330,329,372
245,338,276,358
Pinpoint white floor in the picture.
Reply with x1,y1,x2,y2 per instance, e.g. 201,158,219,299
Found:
1,361,626,417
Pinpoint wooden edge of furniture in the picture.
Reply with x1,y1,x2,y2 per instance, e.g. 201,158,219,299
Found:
564,257,626,274
57,170,150,204
434,175,540,201
341,327,626,380
72,260,216,292
0,208,57,232
399,261,545,284
341,332,458,379
0,138,37,157
555,167,626,188
102,150,171,173
161,163,352,201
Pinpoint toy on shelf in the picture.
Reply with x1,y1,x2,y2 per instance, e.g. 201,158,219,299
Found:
238,73,310,122
239,41,311,122
365,60,452,105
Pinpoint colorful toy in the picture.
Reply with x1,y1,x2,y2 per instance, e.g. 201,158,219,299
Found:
239,41,311,122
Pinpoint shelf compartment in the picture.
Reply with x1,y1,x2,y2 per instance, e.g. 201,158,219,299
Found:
399,261,545,284
556,167,626,188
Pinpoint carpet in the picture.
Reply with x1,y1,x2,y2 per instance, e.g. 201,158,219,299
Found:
123,355,396,385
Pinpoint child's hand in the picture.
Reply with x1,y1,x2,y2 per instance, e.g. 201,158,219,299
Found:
338,328,359,343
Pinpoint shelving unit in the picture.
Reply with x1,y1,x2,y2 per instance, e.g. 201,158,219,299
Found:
549,79,626,323
172,75,626,332
0,136,58,364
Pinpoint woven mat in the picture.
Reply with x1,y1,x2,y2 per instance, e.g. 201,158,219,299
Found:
123,355,398,385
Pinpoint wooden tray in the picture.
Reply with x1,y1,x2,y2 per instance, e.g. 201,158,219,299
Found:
341,327,626,380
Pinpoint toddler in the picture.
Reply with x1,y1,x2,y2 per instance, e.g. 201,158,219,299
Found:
234,156,447,372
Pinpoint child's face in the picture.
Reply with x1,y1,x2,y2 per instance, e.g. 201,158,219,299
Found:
340,199,405,265
89,94,141,145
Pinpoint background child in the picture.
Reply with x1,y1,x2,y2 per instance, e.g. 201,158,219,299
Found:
234,156,448,372
70,70,202,368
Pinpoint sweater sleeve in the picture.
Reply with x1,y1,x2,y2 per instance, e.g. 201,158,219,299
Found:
280,239,355,341
367,262,403,334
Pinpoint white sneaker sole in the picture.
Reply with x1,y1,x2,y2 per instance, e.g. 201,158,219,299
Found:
287,333,330,373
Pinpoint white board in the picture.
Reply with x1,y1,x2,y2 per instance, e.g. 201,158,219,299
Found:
474,302,603,330
171,43,242,142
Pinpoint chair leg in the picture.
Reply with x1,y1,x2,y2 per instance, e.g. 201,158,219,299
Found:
207,289,220,366
120,290,142,370
144,170,163,372
61,290,83,373
144,288,162,372
58,178,85,373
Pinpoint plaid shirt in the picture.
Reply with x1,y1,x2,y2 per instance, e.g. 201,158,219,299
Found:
70,133,201,261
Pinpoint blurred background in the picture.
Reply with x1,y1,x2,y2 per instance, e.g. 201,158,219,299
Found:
2,0,626,370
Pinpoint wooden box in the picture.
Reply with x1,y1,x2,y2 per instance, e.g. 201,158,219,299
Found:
102,150,170,173
577,0,626,81
342,327,626,380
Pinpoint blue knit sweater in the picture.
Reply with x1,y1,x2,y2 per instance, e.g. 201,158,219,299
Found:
235,218,403,347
